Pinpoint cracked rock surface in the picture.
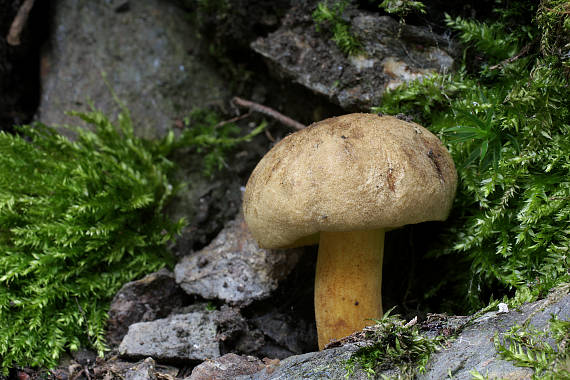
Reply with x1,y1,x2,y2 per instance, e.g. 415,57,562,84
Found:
174,210,303,306
118,305,220,362
251,1,458,111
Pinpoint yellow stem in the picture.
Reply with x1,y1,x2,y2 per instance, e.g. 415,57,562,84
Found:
314,229,385,349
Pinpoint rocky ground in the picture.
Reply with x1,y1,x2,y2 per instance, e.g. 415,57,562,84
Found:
1,0,568,379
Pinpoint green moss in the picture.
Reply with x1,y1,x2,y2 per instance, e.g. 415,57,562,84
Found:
472,284,570,379
0,102,263,372
313,0,362,56
345,308,445,378
0,104,184,372
374,0,570,309
493,317,570,379
378,0,426,26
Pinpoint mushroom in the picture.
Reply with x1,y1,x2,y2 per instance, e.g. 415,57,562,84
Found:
243,113,457,349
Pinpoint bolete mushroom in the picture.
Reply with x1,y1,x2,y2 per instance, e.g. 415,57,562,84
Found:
243,113,457,349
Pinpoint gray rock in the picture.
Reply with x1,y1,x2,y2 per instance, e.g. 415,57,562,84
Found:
213,305,266,355
37,0,229,139
250,310,318,356
187,353,265,380
107,268,188,346
420,289,570,380
234,344,394,380
251,1,457,111
92,357,180,380
124,358,159,380
119,307,220,362
174,210,303,305
236,287,569,379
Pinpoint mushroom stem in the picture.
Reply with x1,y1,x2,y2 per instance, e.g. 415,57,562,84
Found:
314,229,384,349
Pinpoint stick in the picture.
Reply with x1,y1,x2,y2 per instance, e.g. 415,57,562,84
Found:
232,96,306,131
213,112,252,129
6,0,36,46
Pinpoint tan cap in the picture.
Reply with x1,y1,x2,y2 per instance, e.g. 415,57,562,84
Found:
243,113,457,249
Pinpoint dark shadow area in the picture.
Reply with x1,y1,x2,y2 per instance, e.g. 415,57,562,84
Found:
0,0,51,131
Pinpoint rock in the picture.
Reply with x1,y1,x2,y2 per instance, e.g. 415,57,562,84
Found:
174,210,303,306
123,358,159,380
250,310,317,356
213,305,266,355
116,262,318,364
251,1,457,111
37,0,229,139
90,357,180,380
106,268,189,346
165,156,247,256
185,0,290,54
236,287,569,379
212,303,319,360
187,353,265,380
236,247,319,358
234,344,384,380
35,0,270,257
418,288,570,380
70,348,97,366
119,306,220,362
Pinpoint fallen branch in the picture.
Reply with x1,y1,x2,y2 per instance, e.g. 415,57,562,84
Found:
232,96,306,131
6,0,36,46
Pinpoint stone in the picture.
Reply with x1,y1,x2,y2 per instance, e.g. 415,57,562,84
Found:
419,288,569,380
118,307,220,362
187,353,265,380
124,358,158,380
37,0,230,139
251,1,458,111
174,210,303,306
234,344,382,380
250,310,317,356
89,357,180,380
213,305,265,355
236,286,570,379
106,268,189,346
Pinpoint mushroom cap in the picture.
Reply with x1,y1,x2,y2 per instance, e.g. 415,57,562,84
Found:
243,113,457,249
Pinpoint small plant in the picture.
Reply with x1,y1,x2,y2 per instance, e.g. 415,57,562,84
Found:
494,314,570,379
345,308,444,378
378,0,426,24
313,0,362,56
443,13,523,63
173,109,266,177
535,0,570,71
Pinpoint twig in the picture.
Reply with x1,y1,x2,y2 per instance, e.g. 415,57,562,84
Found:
6,0,36,46
83,366,92,380
213,111,252,129
489,42,533,70
232,96,306,131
